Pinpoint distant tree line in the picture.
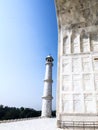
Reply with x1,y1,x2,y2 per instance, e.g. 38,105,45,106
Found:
0,105,56,120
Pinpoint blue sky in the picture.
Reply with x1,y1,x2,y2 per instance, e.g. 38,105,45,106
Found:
0,0,58,110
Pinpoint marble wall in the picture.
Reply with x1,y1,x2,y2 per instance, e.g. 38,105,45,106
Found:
55,0,98,129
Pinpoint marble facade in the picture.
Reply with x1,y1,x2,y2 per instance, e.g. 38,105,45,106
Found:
55,0,98,129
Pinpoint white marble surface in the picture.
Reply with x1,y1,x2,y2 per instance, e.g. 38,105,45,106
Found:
0,118,56,130
42,55,53,117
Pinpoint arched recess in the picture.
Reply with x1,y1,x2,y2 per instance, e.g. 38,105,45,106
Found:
80,30,90,53
71,31,80,53
63,35,70,54
91,32,98,52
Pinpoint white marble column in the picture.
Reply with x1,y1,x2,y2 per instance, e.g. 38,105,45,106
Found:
41,55,54,117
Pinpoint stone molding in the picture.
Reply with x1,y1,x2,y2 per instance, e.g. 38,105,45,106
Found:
42,96,53,100
44,79,53,83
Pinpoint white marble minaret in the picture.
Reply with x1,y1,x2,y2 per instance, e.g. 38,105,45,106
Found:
41,55,54,117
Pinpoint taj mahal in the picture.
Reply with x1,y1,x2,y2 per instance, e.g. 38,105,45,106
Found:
56,0,98,130
0,0,98,130
42,0,98,129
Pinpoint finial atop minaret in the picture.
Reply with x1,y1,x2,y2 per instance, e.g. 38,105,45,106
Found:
41,55,54,117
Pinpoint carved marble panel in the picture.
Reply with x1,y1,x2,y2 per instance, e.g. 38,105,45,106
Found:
94,74,98,90
73,94,82,100
73,75,82,92
84,94,92,100
72,58,81,72
62,100,73,113
62,94,73,113
62,75,71,91
96,100,98,113
73,100,82,113
84,94,96,113
82,57,91,72
96,95,98,112
83,74,92,91
93,58,98,71
71,33,80,53
96,94,98,101
63,94,72,100
63,36,70,54
85,100,94,113
73,95,83,113
82,39,90,52
91,33,98,52
80,30,90,52
62,59,71,73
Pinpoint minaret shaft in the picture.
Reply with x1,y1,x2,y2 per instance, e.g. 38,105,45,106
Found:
41,55,54,117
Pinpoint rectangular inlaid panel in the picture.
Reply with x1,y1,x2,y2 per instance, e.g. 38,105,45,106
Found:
62,100,73,113
91,33,98,52
63,36,70,54
62,59,71,73
72,34,80,53
84,94,96,113
96,95,98,112
72,58,81,72
94,74,98,90
83,74,93,91
82,37,90,52
62,75,71,91
93,58,98,71
62,94,73,113
73,94,84,113
72,75,82,92
82,57,91,72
